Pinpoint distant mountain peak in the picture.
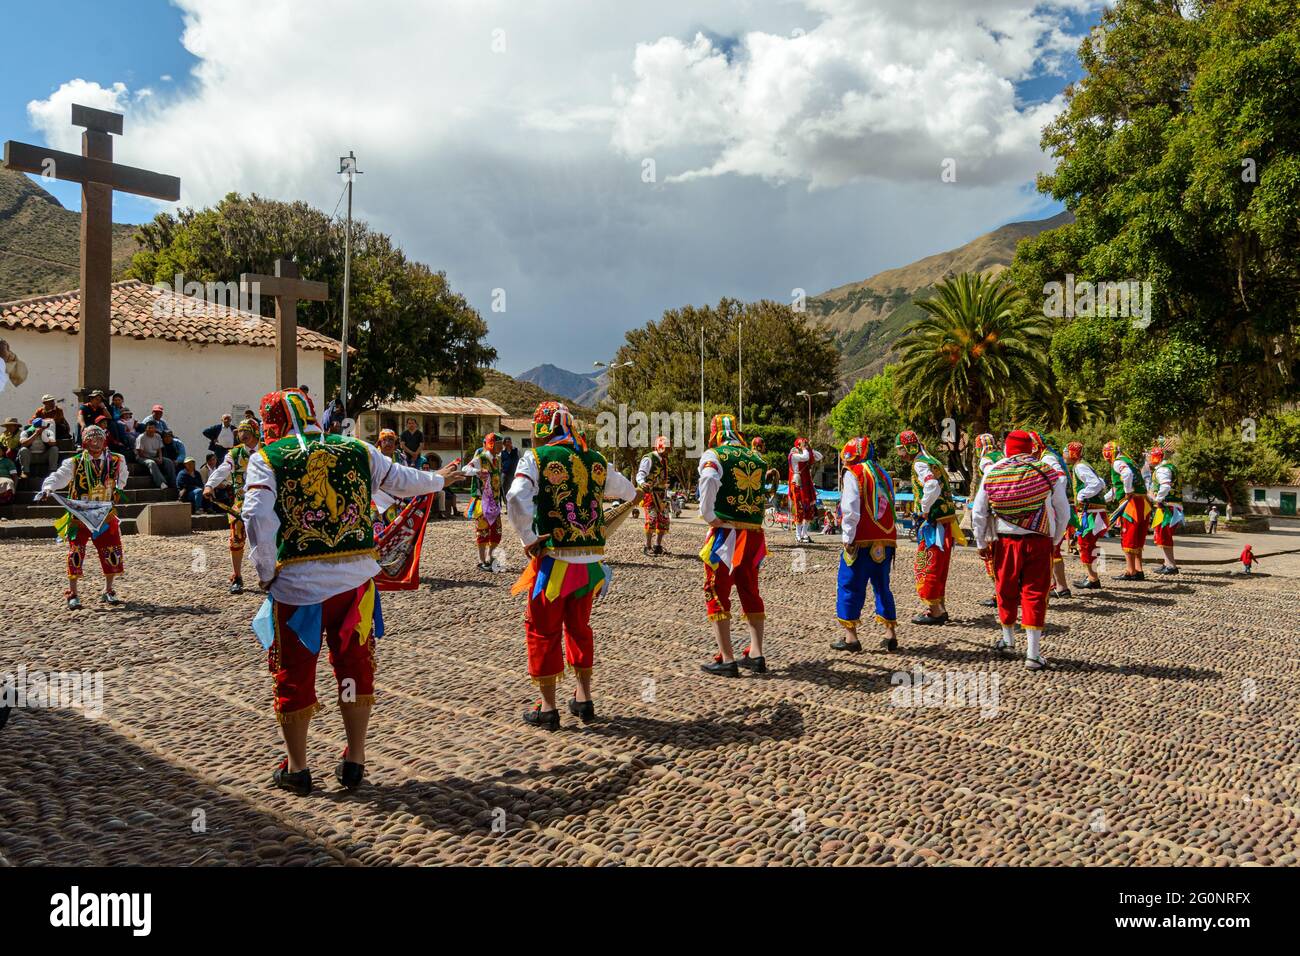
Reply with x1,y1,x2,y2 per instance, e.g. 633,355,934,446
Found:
517,363,605,405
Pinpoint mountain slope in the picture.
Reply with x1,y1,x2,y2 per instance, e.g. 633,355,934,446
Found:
0,169,140,302
812,210,1073,381
517,363,603,404
476,368,594,419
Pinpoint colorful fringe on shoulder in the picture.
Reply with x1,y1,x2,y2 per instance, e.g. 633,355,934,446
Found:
511,554,610,603
699,526,768,571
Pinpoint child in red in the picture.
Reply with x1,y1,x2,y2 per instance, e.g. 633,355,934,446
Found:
1241,545,1260,574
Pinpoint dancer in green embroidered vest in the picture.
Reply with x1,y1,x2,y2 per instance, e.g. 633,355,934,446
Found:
973,432,1001,608
1064,441,1110,590
507,401,637,729
203,420,259,593
38,424,128,610
699,413,770,677
895,429,965,625
636,434,672,556
1147,446,1183,574
1101,441,1149,580
243,389,459,796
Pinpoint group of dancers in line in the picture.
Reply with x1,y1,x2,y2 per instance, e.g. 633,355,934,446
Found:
37,389,1184,794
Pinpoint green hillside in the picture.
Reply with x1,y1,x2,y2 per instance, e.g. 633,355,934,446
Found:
811,211,1073,382
0,169,139,302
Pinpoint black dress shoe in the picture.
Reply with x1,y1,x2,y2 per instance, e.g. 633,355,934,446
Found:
737,655,767,674
335,750,365,790
830,638,863,652
911,611,949,625
568,696,596,723
272,760,313,796
523,704,561,730
1116,572,1137,581
653,545,665,556
1050,589,1072,599
1132,571,1146,581
229,577,244,594
880,634,899,652
979,597,998,607
701,659,740,677
1075,579,1102,590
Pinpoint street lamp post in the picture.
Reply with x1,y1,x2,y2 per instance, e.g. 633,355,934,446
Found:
795,389,829,437
594,359,634,470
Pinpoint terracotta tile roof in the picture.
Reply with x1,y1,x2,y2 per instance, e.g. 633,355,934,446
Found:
0,279,345,357
374,395,509,417
501,417,534,431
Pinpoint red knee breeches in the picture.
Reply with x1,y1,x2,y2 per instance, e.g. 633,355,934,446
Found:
68,516,124,579
704,559,764,622
993,534,1053,629
526,588,596,686
268,586,376,724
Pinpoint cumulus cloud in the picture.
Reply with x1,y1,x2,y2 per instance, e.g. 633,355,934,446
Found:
20,0,1097,372
611,0,1098,188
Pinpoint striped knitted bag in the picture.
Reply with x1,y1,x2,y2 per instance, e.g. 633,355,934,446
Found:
983,454,1053,534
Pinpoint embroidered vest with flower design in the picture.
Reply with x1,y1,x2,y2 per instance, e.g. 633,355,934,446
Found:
643,451,670,491
532,444,608,554
260,434,374,567
912,452,955,522
228,445,254,510
712,444,768,527
70,451,122,512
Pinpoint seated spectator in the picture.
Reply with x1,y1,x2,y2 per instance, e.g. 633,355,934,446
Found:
18,416,60,478
118,406,137,438
200,451,218,484
77,389,110,438
204,413,238,464
161,430,185,471
0,418,21,475
135,422,175,488
35,394,70,441
136,403,169,435
400,417,423,460
176,458,208,513
0,455,16,505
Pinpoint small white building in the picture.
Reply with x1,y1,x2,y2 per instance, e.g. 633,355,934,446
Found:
1248,470,1300,516
0,280,342,455
356,396,509,462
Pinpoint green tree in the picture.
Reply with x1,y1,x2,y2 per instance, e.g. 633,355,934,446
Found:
1178,427,1289,508
894,272,1051,480
1011,0,1300,438
607,298,840,429
127,193,496,412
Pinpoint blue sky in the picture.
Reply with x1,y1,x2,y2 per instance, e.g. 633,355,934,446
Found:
3,1,1100,375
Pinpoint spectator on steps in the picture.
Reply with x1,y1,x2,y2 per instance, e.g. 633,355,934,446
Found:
0,418,21,476
18,416,60,478
0,455,16,505
176,458,208,513
204,414,239,464
79,390,130,450
35,394,70,441
161,430,186,474
136,403,170,436
135,421,175,488
201,451,218,483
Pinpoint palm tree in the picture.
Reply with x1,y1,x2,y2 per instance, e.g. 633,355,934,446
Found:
894,272,1051,482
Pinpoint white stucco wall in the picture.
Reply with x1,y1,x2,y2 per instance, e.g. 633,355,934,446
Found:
0,328,325,455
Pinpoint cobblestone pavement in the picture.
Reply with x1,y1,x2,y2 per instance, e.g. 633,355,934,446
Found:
1,520,1297,866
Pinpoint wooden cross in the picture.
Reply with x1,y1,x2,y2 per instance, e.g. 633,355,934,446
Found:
240,258,329,388
3,104,180,396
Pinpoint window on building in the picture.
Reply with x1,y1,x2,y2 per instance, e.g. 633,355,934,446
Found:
1254,488,1266,502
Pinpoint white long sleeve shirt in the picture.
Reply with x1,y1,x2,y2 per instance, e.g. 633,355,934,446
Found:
41,452,129,496
505,449,637,563
1152,464,1176,503
912,457,942,517
1106,458,1135,501
1072,461,1107,508
972,466,1071,550
840,469,862,546
242,440,444,605
789,447,823,487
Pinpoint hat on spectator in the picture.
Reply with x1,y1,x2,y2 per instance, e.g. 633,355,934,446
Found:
41,394,56,403
2,417,19,428
152,404,164,412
